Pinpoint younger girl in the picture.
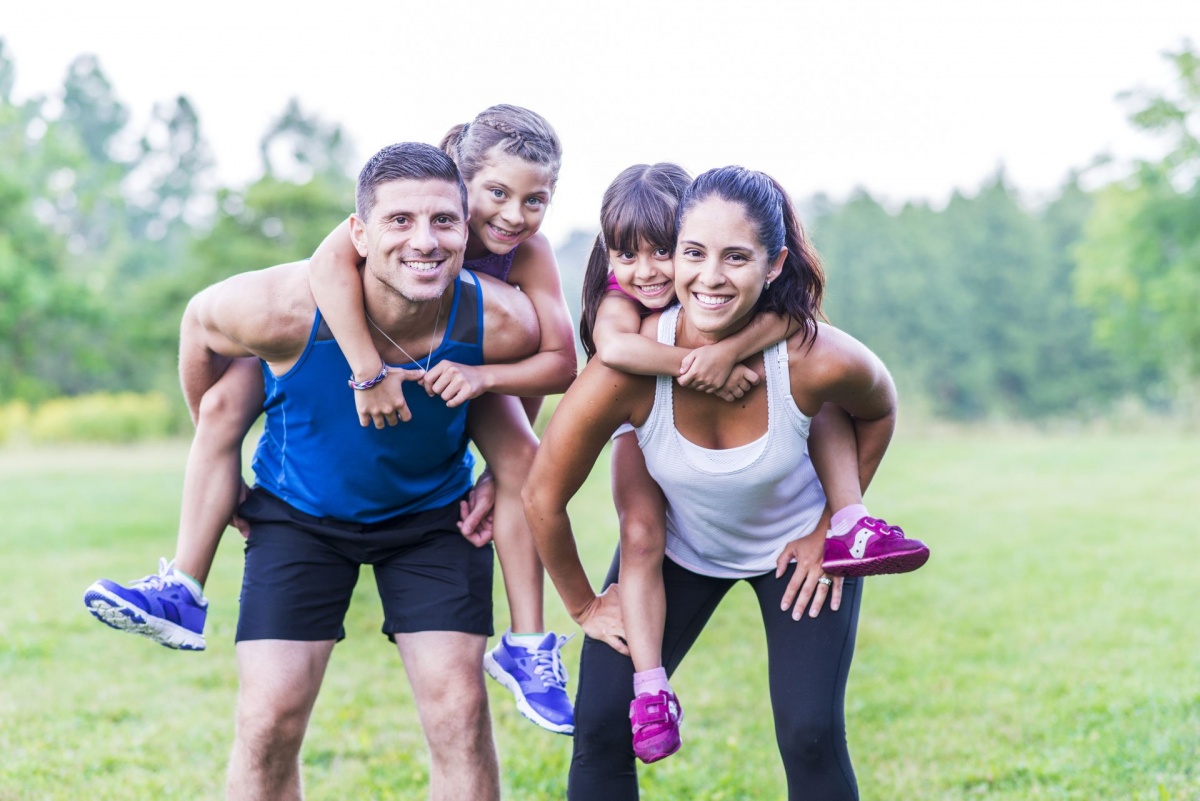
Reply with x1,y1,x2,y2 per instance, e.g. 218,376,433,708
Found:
83,105,579,735
576,163,929,764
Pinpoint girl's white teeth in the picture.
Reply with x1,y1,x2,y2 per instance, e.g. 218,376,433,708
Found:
490,224,519,237
638,283,668,294
696,293,731,305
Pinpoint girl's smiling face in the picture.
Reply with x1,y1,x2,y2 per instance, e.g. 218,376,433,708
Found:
610,241,676,310
464,147,554,257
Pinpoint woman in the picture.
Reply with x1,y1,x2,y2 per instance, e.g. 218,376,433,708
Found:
523,166,898,800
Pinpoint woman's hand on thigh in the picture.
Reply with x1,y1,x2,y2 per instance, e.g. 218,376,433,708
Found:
775,529,843,620
577,585,629,656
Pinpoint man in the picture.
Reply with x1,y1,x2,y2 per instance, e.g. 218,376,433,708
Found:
186,142,539,800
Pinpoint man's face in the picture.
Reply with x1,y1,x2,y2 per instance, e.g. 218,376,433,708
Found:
352,178,468,304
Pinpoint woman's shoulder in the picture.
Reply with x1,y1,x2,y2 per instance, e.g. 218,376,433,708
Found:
786,322,866,392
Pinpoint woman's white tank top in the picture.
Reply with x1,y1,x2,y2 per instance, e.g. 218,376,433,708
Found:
635,306,827,579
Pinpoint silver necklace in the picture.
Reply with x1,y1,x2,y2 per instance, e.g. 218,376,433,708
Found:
366,298,443,373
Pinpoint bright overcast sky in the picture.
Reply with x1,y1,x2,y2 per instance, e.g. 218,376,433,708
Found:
4,0,1196,244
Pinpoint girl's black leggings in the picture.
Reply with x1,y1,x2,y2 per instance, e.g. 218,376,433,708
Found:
569,551,863,801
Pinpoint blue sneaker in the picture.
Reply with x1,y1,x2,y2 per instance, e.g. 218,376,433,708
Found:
483,629,574,734
83,558,208,651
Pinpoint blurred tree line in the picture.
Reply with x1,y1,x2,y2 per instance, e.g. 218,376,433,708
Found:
1,40,1196,421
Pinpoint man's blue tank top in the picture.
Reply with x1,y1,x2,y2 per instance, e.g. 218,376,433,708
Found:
251,271,485,523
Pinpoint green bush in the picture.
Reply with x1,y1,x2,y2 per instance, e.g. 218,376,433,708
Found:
0,400,32,444
25,392,184,444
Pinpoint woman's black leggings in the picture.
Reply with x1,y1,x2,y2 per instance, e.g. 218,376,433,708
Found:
569,551,863,801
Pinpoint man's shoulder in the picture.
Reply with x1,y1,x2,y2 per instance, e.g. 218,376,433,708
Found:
212,260,317,359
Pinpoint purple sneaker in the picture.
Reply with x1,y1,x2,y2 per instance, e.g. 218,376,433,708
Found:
83,558,208,650
630,690,683,764
822,517,930,577
483,629,575,734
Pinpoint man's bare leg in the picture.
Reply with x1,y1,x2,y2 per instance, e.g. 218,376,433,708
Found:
227,639,335,801
395,631,499,801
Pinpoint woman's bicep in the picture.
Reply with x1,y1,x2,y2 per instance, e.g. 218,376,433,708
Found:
531,362,643,500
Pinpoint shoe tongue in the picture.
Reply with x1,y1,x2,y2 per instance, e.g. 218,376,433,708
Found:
537,631,558,651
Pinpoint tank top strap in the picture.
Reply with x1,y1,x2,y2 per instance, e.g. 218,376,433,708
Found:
764,336,812,439
637,306,682,443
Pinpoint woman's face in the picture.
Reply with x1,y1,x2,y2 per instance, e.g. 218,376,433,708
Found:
464,147,554,255
674,196,784,339
609,242,676,310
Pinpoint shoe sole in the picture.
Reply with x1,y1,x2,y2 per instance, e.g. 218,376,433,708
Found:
823,547,930,578
483,651,574,735
635,730,682,764
83,586,206,651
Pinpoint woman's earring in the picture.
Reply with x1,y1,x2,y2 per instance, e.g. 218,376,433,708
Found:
764,279,772,290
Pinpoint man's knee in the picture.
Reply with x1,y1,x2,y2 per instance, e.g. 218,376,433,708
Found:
420,675,491,753
234,689,311,764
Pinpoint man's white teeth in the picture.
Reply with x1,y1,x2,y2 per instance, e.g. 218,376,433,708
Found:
405,261,439,272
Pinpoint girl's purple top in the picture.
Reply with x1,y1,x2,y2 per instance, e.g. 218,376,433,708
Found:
464,248,516,283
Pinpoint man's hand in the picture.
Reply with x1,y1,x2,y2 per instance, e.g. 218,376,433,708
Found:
457,469,495,547
229,480,252,538
354,367,425,428
421,361,490,408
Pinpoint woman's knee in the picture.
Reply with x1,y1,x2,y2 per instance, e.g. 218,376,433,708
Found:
774,713,844,769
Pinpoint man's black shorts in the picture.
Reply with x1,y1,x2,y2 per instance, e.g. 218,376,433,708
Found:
234,488,494,643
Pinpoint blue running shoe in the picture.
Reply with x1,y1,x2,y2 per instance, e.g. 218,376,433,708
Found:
483,629,574,734
83,558,208,651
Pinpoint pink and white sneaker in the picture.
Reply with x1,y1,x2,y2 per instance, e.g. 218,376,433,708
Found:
822,516,930,577
630,690,683,764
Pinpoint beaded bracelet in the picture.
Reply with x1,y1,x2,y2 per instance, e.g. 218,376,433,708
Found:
348,364,388,391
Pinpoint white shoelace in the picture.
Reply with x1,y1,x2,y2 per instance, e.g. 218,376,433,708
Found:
531,634,573,689
130,557,176,591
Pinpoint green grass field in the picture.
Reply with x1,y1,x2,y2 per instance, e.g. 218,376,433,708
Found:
1,429,1197,800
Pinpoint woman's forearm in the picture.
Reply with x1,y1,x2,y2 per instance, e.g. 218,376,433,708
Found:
522,483,597,620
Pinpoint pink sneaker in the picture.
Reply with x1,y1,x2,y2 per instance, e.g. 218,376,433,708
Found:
823,516,930,577
630,690,683,764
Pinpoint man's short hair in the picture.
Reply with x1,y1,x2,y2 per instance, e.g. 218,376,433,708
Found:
355,142,469,221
